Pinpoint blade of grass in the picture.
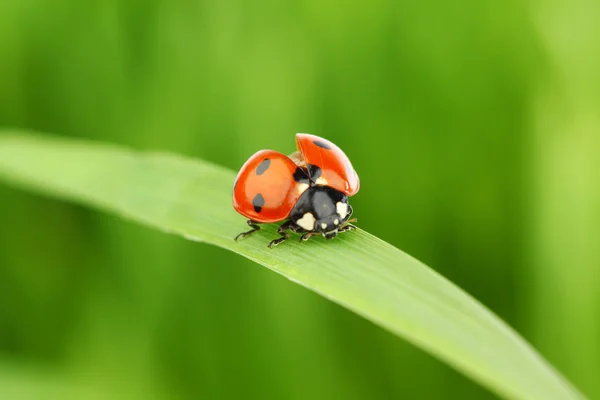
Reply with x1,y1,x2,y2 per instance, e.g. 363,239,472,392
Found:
0,131,585,400
0,363,161,400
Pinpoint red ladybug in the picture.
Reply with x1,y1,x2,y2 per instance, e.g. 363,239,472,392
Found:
233,133,359,247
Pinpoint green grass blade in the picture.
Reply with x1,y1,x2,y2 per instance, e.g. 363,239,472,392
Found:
0,131,585,400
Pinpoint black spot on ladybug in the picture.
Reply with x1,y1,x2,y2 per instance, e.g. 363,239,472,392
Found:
256,158,271,175
307,164,322,180
253,193,265,213
313,140,331,150
293,167,310,184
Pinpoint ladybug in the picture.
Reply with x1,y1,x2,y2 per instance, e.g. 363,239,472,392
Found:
232,133,359,248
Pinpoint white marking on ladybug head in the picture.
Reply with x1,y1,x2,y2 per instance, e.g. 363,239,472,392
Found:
336,202,348,218
296,183,309,194
297,212,316,231
321,223,327,230
316,177,328,186
334,219,339,225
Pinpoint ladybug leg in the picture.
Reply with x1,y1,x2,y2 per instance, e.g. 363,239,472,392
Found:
338,224,357,233
268,220,296,248
299,232,319,242
289,223,306,234
235,220,261,241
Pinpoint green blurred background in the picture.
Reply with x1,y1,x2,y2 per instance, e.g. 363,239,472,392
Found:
0,0,598,399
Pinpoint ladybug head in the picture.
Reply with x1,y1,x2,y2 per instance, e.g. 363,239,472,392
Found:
291,186,354,239
314,205,353,239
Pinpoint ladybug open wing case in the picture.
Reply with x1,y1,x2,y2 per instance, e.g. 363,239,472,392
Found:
232,149,311,222
295,133,360,196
